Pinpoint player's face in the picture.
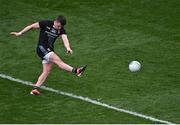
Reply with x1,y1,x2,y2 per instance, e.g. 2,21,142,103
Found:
54,20,62,30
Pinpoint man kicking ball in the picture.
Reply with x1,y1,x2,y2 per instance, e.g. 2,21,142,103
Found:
10,15,87,95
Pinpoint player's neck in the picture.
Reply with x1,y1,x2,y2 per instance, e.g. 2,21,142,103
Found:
53,25,61,30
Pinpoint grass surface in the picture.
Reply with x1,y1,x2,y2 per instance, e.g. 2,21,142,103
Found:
0,0,179,123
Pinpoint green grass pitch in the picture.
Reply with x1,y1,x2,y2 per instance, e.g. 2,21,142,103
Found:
0,0,179,123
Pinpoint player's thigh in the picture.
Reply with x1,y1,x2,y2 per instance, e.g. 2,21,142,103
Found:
49,52,62,63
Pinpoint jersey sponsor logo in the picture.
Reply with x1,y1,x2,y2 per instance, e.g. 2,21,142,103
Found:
45,31,58,37
51,28,56,33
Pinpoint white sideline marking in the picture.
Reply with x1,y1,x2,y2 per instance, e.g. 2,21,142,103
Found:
0,73,174,124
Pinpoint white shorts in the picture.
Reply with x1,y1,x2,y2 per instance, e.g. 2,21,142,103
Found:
42,51,54,64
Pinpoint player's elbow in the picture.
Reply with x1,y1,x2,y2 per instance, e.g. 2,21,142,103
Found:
30,23,40,29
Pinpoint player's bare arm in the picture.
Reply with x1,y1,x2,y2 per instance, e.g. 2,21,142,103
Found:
10,22,39,36
61,34,73,54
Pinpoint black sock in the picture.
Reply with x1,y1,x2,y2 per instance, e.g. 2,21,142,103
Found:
33,86,39,90
72,68,77,73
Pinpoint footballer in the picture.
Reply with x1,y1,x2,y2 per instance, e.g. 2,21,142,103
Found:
10,16,87,95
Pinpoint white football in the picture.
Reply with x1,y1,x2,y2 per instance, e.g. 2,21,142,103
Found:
129,61,141,72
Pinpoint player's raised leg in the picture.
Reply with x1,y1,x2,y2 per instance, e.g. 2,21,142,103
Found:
30,63,53,95
49,52,73,72
49,52,87,76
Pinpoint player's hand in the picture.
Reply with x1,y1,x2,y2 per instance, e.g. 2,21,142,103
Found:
66,48,73,54
10,32,22,36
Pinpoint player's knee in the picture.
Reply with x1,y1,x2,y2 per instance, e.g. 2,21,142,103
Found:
43,69,51,76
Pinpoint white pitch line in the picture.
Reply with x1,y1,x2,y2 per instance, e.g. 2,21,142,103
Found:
0,73,174,124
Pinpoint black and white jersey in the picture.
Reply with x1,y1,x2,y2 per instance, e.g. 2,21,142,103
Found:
38,20,66,51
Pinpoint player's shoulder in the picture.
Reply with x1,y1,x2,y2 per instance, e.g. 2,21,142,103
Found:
39,20,53,27
43,20,53,23
60,27,66,35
